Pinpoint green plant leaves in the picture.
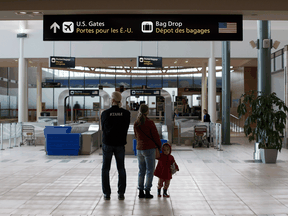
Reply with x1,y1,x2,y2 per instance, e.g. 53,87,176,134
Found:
237,91,288,152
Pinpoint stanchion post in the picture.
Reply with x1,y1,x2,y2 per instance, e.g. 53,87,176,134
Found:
218,123,223,151
8,123,13,149
14,123,18,147
177,121,181,146
1,123,4,150
20,123,23,146
214,123,219,149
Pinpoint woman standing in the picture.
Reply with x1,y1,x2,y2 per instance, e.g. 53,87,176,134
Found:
134,104,162,199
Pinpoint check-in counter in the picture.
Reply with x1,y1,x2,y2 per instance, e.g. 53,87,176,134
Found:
80,124,100,155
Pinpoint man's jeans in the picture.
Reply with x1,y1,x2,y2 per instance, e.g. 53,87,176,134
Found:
137,148,156,191
102,144,126,195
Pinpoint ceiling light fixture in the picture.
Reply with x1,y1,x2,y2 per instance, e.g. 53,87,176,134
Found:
185,60,188,63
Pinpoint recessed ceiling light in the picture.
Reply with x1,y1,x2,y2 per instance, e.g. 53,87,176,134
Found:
185,60,188,63
19,12,27,15
174,61,177,64
216,59,219,61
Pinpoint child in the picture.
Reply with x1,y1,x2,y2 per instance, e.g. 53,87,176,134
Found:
154,143,179,198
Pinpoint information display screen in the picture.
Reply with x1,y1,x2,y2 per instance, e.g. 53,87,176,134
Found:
44,14,242,41
138,56,162,68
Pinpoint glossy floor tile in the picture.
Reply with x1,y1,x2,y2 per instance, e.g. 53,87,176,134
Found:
1,135,288,215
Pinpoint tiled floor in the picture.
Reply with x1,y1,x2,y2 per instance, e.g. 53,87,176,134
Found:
1,135,288,215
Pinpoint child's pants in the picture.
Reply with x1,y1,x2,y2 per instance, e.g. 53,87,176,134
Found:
158,178,170,190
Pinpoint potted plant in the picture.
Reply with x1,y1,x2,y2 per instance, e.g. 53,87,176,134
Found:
237,90,288,163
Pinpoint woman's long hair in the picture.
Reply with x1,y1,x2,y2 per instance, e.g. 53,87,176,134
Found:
135,104,149,127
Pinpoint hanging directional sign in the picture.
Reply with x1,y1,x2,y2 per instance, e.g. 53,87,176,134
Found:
69,90,99,96
131,90,161,96
137,56,162,68
49,56,75,68
43,14,242,41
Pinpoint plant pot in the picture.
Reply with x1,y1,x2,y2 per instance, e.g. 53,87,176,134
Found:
260,148,278,163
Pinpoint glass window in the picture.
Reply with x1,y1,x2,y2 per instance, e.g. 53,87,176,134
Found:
271,58,275,72
193,77,202,88
163,75,177,87
85,79,99,88
178,76,192,88
100,74,115,88
116,75,131,88
70,71,84,88
216,77,222,88
275,55,283,71
131,76,146,88
54,79,69,88
42,88,54,109
147,75,162,88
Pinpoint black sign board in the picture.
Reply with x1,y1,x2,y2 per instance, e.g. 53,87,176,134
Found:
50,56,75,68
69,90,99,96
131,90,161,96
42,82,61,88
138,56,162,68
44,14,242,41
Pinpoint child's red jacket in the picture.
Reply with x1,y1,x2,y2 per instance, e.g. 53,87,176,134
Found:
154,143,179,180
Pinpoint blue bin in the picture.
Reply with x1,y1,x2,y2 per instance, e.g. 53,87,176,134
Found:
46,134,81,156
133,139,168,156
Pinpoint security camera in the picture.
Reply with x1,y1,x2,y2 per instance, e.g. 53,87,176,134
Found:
273,40,280,49
249,40,257,49
130,59,133,62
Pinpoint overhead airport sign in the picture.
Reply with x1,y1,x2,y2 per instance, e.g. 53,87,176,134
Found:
50,56,75,68
69,90,99,96
43,14,242,41
138,56,162,68
42,82,61,88
131,90,161,96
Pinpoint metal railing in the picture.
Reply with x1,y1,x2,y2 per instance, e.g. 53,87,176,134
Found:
174,118,223,151
230,114,242,133
0,122,22,150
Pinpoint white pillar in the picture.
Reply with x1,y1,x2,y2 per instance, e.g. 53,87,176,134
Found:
36,63,42,121
208,41,216,123
201,62,207,122
18,21,28,123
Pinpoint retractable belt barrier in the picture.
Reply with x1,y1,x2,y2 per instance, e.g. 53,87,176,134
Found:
1,122,22,150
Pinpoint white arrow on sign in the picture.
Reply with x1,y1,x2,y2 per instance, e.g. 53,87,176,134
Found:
50,22,60,33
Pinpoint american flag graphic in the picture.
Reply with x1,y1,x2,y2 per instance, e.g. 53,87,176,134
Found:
218,22,237,33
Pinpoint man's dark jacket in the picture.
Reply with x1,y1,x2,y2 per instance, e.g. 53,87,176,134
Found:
204,113,211,123
101,105,131,146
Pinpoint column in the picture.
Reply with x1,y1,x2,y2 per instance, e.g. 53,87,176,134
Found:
18,21,28,123
208,41,216,123
201,62,207,122
284,45,288,148
36,63,42,121
222,41,231,145
257,20,271,96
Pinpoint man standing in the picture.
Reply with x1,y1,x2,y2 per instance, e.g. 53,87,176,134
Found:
101,91,131,200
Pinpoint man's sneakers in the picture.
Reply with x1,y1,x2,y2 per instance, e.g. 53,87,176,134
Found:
145,190,153,199
104,194,110,200
157,188,161,197
118,194,125,200
138,190,145,198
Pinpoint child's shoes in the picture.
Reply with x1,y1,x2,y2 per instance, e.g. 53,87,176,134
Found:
157,188,161,197
163,189,170,198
